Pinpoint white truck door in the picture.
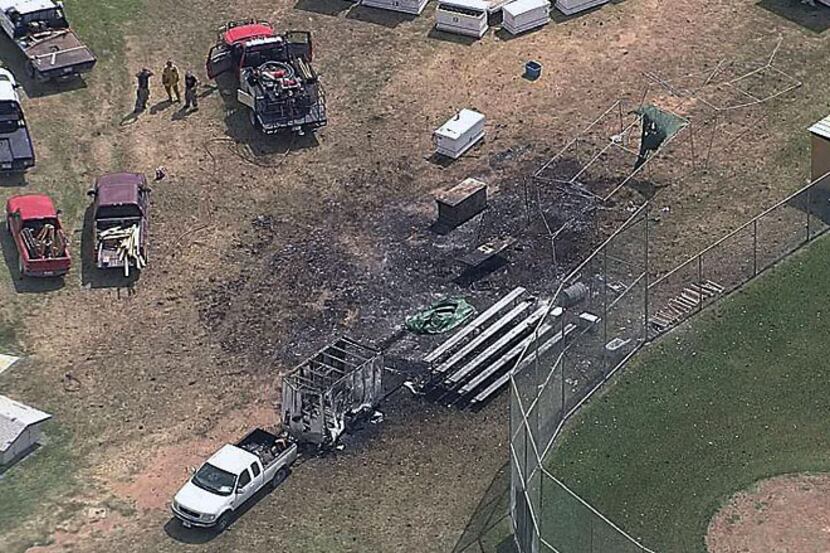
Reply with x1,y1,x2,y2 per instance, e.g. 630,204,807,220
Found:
233,468,257,507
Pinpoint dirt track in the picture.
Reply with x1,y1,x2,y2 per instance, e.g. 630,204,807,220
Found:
1,1,829,552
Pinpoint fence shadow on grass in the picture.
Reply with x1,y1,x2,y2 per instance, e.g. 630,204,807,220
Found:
452,463,516,553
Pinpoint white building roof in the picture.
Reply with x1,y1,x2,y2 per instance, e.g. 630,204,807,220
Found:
0,0,58,15
0,395,51,453
435,109,485,139
809,115,830,141
503,0,549,15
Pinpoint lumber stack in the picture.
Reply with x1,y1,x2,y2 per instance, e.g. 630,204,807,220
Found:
20,224,67,259
98,224,146,276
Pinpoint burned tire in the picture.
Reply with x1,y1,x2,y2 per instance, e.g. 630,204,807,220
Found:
271,467,289,489
215,511,232,532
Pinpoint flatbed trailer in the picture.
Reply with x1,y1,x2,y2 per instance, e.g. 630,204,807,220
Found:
0,0,96,82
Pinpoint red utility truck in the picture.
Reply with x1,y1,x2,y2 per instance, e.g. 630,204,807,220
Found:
5,193,70,277
206,20,326,135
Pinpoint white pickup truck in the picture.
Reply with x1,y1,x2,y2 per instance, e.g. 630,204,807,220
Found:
171,428,298,531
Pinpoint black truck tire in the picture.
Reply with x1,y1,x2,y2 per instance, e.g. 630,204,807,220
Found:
17,253,24,279
271,467,289,489
216,511,232,532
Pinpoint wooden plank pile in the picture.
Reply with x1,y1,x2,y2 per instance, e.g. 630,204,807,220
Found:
649,280,725,332
98,224,145,276
20,224,67,259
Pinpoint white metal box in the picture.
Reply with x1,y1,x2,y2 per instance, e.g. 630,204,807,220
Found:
436,0,489,38
434,109,486,159
809,114,830,182
361,0,429,15
503,0,550,34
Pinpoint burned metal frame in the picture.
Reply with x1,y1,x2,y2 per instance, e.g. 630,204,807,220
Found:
281,337,384,448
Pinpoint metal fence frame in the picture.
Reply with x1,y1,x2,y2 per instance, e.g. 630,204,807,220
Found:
507,172,830,553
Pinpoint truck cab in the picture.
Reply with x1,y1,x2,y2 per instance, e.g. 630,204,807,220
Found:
172,429,297,531
0,68,34,171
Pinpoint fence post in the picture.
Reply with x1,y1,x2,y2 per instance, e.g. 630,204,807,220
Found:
644,205,650,342
807,184,813,242
753,219,758,277
697,253,703,313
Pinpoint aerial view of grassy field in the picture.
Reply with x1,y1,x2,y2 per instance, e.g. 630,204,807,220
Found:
548,235,830,552
0,0,829,552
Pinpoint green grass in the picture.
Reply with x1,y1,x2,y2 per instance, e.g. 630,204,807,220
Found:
546,235,830,553
0,422,76,536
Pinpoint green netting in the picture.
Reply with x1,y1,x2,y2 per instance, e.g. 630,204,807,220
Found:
633,104,686,169
405,298,476,335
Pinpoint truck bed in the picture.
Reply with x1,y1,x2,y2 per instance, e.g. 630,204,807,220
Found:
237,428,293,469
0,127,35,171
23,30,96,79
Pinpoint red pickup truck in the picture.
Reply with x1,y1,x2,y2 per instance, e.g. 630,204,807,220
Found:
5,194,71,277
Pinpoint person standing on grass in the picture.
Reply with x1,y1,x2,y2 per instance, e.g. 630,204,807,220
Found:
162,60,181,103
134,67,154,113
184,70,199,110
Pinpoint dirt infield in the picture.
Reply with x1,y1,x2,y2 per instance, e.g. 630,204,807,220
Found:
707,474,830,553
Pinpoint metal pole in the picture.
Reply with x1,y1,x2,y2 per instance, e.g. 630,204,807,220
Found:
807,184,813,242
644,206,650,341
697,254,703,313
752,219,758,277
603,245,609,372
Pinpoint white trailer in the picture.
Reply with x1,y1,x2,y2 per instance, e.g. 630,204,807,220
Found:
555,0,609,16
435,0,489,38
360,0,429,15
502,0,550,34
434,109,485,159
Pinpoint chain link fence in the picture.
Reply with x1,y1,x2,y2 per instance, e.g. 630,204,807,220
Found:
506,173,830,553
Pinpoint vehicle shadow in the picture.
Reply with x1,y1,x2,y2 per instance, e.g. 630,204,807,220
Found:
0,36,88,99
0,219,65,292
79,204,140,290
0,172,27,187
164,476,290,544
210,74,320,158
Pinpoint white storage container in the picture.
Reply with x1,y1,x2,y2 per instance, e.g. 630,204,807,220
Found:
502,0,550,34
361,0,429,15
434,109,486,159
555,0,609,16
436,0,489,38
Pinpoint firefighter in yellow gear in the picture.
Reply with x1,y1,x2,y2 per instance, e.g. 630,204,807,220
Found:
162,60,181,103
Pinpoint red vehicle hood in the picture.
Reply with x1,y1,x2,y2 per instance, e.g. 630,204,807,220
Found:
6,194,57,220
224,23,274,45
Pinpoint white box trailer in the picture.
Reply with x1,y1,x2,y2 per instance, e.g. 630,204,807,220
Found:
555,0,609,16
502,0,550,34
361,0,430,15
434,109,486,159
435,0,489,38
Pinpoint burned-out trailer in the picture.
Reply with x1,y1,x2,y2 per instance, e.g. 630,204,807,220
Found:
281,338,384,449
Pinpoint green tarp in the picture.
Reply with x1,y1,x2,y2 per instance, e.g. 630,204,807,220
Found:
633,104,686,170
405,298,476,335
